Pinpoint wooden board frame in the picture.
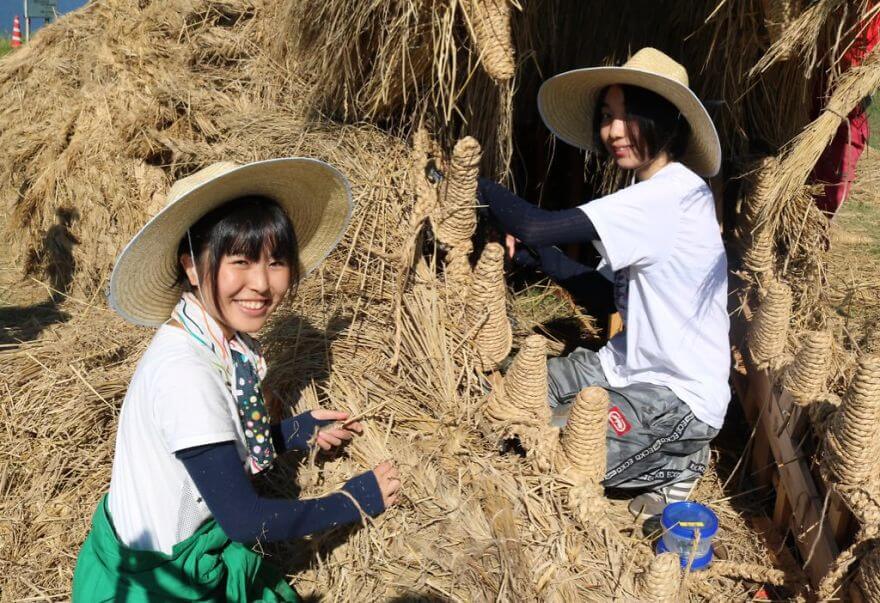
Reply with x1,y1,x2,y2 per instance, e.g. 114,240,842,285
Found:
732,355,855,589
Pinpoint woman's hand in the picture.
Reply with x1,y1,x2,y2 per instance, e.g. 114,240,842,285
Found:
372,460,401,508
505,233,520,259
311,410,363,451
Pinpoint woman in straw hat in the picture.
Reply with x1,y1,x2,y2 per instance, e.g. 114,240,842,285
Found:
73,159,400,601
479,48,728,519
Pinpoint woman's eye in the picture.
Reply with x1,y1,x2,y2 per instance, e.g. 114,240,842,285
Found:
270,260,288,268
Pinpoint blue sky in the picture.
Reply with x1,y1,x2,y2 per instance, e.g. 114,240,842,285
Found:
1,1,89,35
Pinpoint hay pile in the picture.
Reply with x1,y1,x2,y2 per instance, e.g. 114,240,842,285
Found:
4,0,873,600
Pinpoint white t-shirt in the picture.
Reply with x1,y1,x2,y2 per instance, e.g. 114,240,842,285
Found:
579,162,730,429
108,325,249,554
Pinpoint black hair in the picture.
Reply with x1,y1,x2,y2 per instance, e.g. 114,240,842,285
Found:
592,84,691,162
176,196,300,317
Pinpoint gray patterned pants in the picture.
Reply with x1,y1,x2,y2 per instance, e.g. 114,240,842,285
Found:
547,347,718,491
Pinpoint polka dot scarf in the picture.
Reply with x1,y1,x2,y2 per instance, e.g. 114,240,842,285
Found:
172,292,276,474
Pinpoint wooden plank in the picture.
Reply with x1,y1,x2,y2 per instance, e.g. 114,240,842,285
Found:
758,378,839,587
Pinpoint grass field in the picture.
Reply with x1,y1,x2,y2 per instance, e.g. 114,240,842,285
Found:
0,39,11,58
869,93,880,148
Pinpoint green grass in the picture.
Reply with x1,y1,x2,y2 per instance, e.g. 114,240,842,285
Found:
869,93,880,149
0,38,12,58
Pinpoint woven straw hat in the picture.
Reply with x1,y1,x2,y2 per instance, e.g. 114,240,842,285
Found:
108,158,352,327
538,47,721,177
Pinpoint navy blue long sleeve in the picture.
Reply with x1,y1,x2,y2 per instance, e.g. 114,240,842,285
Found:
269,412,334,454
477,178,599,247
176,441,384,544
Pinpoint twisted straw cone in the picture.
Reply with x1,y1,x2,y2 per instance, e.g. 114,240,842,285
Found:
824,356,880,485
749,280,792,369
502,334,551,424
636,552,681,602
783,330,833,404
743,156,777,229
743,226,774,274
433,137,480,248
463,0,515,82
465,243,512,370
857,545,880,601
481,336,548,427
410,128,439,227
559,386,608,483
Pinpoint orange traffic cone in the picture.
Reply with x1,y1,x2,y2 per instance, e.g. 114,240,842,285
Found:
12,16,22,48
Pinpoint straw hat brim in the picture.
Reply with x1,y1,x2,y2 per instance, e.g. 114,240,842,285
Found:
108,157,352,327
537,66,721,177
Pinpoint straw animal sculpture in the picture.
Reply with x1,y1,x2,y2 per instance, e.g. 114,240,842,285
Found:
465,242,512,371
783,330,833,404
635,552,681,602
433,136,481,249
749,280,793,369
463,0,516,82
2,0,867,600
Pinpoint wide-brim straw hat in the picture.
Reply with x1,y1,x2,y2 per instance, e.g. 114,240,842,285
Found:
537,47,721,177
109,158,352,327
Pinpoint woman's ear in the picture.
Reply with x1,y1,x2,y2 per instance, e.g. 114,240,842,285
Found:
180,253,200,288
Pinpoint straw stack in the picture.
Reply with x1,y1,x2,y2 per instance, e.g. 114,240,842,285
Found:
636,552,681,602
749,280,792,369
823,356,880,485
783,330,833,404
465,242,512,371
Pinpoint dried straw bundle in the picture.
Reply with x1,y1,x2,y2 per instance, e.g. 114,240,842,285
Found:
823,356,880,485
763,0,803,47
465,243,512,370
462,0,516,82
443,239,473,291
635,552,681,602
409,128,439,227
748,280,793,369
433,136,481,249
783,330,833,404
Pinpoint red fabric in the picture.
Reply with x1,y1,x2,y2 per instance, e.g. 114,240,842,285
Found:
843,8,880,68
811,108,870,215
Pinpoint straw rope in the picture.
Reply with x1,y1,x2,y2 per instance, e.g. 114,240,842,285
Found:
707,559,789,586
410,128,439,227
749,280,792,369
444,239,473,292
857,545,880,601
636,552,681,602
558,387,608,483
823,356,880,485
463,0,515,82
433,136,480,249
465,242,512,371
783,330,833,404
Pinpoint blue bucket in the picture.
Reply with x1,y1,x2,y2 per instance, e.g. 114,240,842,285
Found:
658,501,718,570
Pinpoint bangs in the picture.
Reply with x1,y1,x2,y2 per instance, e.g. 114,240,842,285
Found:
217,197,297,264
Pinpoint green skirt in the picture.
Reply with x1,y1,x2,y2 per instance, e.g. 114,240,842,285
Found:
72,495,299,602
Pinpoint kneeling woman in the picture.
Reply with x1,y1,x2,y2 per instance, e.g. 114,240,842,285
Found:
481,48,729,518
73,159,400,601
